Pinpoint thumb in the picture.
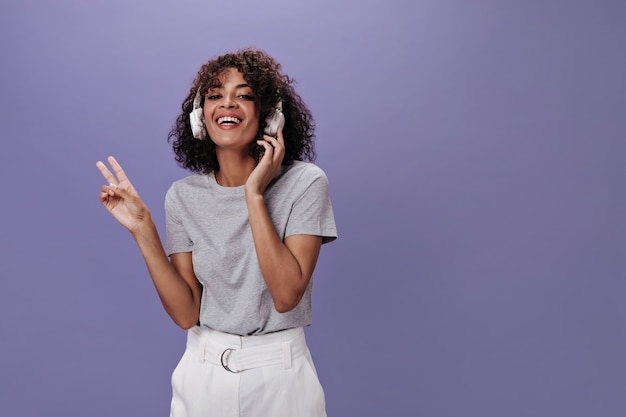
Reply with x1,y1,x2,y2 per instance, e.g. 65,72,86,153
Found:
108,182,131,198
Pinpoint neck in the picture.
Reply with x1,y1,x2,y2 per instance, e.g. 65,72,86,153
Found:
214,149,257,187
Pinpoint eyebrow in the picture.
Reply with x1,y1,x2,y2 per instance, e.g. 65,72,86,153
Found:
207,83,251,89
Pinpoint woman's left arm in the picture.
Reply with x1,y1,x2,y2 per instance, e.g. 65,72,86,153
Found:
245,129,323,313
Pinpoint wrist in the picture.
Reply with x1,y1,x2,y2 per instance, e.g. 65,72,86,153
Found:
244,187,264,201
245,192,267,214
129,211,155,236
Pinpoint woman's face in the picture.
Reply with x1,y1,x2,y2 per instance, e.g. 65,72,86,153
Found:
204,67,260,150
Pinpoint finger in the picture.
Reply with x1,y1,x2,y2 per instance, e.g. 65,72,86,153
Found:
110,183,135,201
96,160,118,185
263,135,284,162
101,184,117,196
99,186,112,203
262,135,282,150
107,156,131,183
257,139,273,152
256,140,273,161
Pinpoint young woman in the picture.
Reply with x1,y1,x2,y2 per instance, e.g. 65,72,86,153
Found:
96,48,337,416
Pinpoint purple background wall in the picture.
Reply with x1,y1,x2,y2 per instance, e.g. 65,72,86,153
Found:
1,1,624,416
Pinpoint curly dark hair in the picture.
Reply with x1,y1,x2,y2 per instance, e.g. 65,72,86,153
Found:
168,48,316,173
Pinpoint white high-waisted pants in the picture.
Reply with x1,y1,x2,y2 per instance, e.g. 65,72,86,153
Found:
169,326,327,417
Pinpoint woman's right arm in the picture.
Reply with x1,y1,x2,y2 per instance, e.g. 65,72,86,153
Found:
96,156,201,329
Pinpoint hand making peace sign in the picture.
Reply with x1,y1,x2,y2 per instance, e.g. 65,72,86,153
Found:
96,156,150,233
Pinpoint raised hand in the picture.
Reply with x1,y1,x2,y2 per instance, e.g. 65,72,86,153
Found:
96,156,151,232
245,127,285,196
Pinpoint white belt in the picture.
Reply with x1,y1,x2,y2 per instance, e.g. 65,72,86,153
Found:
188,326,308,373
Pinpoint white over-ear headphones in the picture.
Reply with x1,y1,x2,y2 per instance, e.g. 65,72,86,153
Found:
189,87,206,139
264,98,285,137
188,87,285,140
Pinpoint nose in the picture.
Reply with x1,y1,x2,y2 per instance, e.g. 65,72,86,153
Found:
220,94,237,108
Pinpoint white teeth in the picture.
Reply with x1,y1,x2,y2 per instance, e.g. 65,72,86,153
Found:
217,116,241,124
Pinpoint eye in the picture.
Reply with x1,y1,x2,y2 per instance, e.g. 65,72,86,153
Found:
206,94,221,100
238,94,255,101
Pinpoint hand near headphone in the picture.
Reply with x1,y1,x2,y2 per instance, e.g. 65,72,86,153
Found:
96,156,150,233
245,127,285,196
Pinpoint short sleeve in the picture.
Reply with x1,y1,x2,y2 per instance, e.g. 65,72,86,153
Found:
165,186,193,255
284,168,338,244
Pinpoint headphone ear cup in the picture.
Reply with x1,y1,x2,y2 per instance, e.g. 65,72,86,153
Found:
263,109,285,137
189,87,207,140
189,108,207,139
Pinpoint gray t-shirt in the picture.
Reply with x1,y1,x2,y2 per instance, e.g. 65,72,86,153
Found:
165,161,337,335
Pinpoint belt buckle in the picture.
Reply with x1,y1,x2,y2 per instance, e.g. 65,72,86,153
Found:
220,348,240,373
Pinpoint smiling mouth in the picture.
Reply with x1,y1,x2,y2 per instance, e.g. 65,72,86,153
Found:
217,116,242,125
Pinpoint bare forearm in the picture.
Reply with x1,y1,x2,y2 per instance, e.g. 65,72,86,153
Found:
246,193,306,312
131,216,201,328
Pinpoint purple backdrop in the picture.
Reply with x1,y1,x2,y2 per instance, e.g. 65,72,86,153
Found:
1,1,624,416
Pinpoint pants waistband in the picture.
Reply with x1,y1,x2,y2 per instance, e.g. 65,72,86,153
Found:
186,326,308,373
